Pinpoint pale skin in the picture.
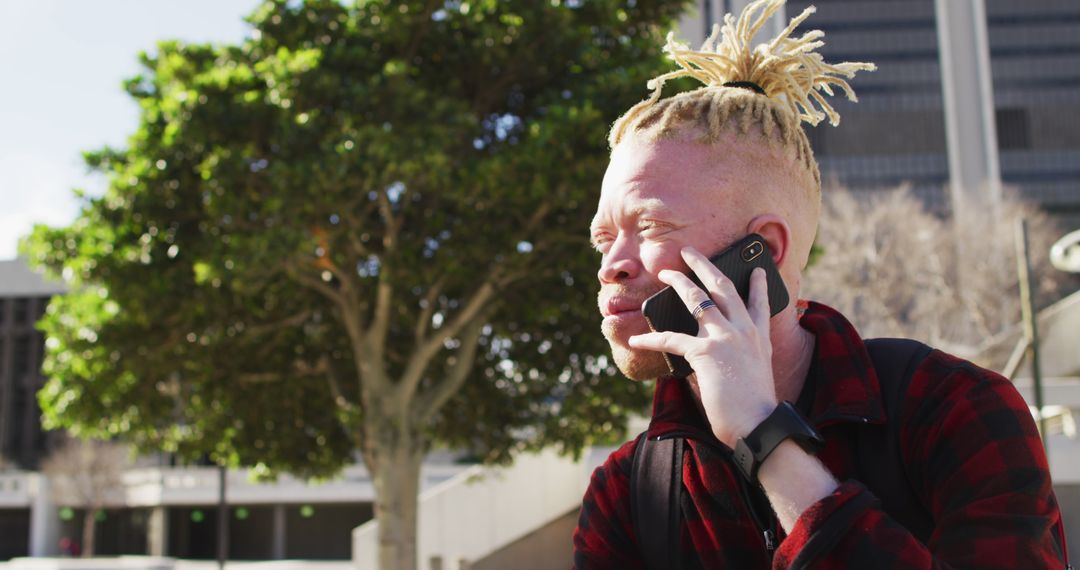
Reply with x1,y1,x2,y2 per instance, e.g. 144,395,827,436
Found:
591,133,837,533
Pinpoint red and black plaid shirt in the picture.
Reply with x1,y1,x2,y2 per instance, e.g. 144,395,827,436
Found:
573,301,1067,569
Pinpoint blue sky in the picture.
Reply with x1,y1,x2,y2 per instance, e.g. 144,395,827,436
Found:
0,0,263,260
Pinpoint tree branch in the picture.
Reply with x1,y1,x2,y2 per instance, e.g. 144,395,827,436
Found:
394,202,553,412
243,257,293,288
347,230,370,259
394,277,497,412
376,188,401,247
524,202,552,233
288,265,344,306
243,310,312,338
367,186,404,355
369,273,393,356
340,198,379,259
239,357,335,385
317,355,361,417
414,276,447,343
414,314,488,424
401,0,443,65
337,305,388,410
237,372,283,384
271,267,387,410
316,254,353,285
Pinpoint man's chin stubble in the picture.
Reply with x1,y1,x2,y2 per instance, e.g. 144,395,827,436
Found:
608,340,669,381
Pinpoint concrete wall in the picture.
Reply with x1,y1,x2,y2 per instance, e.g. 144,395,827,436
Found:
470,483,1079,567
1054,483,1079,560
352,447,594,570
471,509,577,570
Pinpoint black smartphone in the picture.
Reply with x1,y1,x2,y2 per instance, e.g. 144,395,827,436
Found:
640,234,790,379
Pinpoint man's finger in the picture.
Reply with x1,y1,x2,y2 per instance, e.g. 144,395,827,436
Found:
682,247,752,327
628,331,692,355
747,267,771,333
659,268,723,313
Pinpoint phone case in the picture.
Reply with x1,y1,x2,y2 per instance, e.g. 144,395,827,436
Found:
640,234,790,379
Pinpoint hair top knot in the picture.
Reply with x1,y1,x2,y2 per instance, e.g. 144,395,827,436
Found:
639,0,875,128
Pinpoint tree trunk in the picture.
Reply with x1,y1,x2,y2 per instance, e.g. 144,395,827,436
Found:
370,433,425,570
81,509,96,557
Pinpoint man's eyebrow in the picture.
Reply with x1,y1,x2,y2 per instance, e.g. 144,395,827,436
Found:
623,194,677,217
627,201,689,229
588,215,605,234
629,204,676,220
589,200,681,233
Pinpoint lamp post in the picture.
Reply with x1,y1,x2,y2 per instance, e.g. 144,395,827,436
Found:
218,464,228,570
1013,225,1080,459
1015,219,1046,449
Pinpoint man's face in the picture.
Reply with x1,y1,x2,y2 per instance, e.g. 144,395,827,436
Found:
591,136,750,380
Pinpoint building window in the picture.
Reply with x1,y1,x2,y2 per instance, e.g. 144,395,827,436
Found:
35,334,45,376
996,108,1030,150
9,385,27,453
36,297,49,321
806,123,828,155
13,299,28,326
13,335,31,377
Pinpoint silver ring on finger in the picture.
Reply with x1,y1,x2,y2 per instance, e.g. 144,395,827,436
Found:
691,299,718,321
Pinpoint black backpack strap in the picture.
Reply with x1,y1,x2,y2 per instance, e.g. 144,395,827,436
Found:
861,337,936,542
630,433,684,570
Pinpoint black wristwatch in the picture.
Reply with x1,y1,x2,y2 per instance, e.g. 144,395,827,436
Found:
733,401,825,484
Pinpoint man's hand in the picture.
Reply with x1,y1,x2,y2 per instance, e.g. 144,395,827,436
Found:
629,246,838,532
629,246,778,447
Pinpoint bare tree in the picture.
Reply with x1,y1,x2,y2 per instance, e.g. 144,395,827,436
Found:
41,438,131,557
803,185,1072,360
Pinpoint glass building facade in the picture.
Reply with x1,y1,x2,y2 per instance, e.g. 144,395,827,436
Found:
700,0,1080,225
985,0,1080,221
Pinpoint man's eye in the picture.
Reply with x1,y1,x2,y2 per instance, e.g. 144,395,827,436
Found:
591,236,612,252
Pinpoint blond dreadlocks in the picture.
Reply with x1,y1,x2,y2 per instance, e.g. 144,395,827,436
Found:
609,0,876,188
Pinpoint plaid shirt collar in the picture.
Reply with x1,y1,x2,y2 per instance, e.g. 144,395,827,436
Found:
645,300,887,442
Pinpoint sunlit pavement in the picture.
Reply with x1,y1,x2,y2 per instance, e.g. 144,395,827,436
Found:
174,562,352,569
0,561,354,570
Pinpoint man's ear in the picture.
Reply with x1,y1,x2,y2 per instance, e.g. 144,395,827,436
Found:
746,214,791,268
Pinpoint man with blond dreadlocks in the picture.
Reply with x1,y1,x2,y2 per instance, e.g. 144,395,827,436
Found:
573,1,1070,568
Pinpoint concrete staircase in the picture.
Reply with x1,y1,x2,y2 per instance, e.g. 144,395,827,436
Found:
349,445,617,570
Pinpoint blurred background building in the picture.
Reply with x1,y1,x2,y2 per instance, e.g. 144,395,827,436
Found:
682,0,1080,228
1,0,1078,567
0,261,63,470
0,261,64,560
800,0,1079,227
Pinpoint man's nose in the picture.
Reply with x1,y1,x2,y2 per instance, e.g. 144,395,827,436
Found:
597,236,640,283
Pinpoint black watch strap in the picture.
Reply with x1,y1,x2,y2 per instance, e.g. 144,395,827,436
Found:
733,401,825,484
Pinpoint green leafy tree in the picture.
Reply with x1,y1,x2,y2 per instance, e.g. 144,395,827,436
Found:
24,0,689,567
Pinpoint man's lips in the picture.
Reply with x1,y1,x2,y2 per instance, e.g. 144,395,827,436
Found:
601,298,645,318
